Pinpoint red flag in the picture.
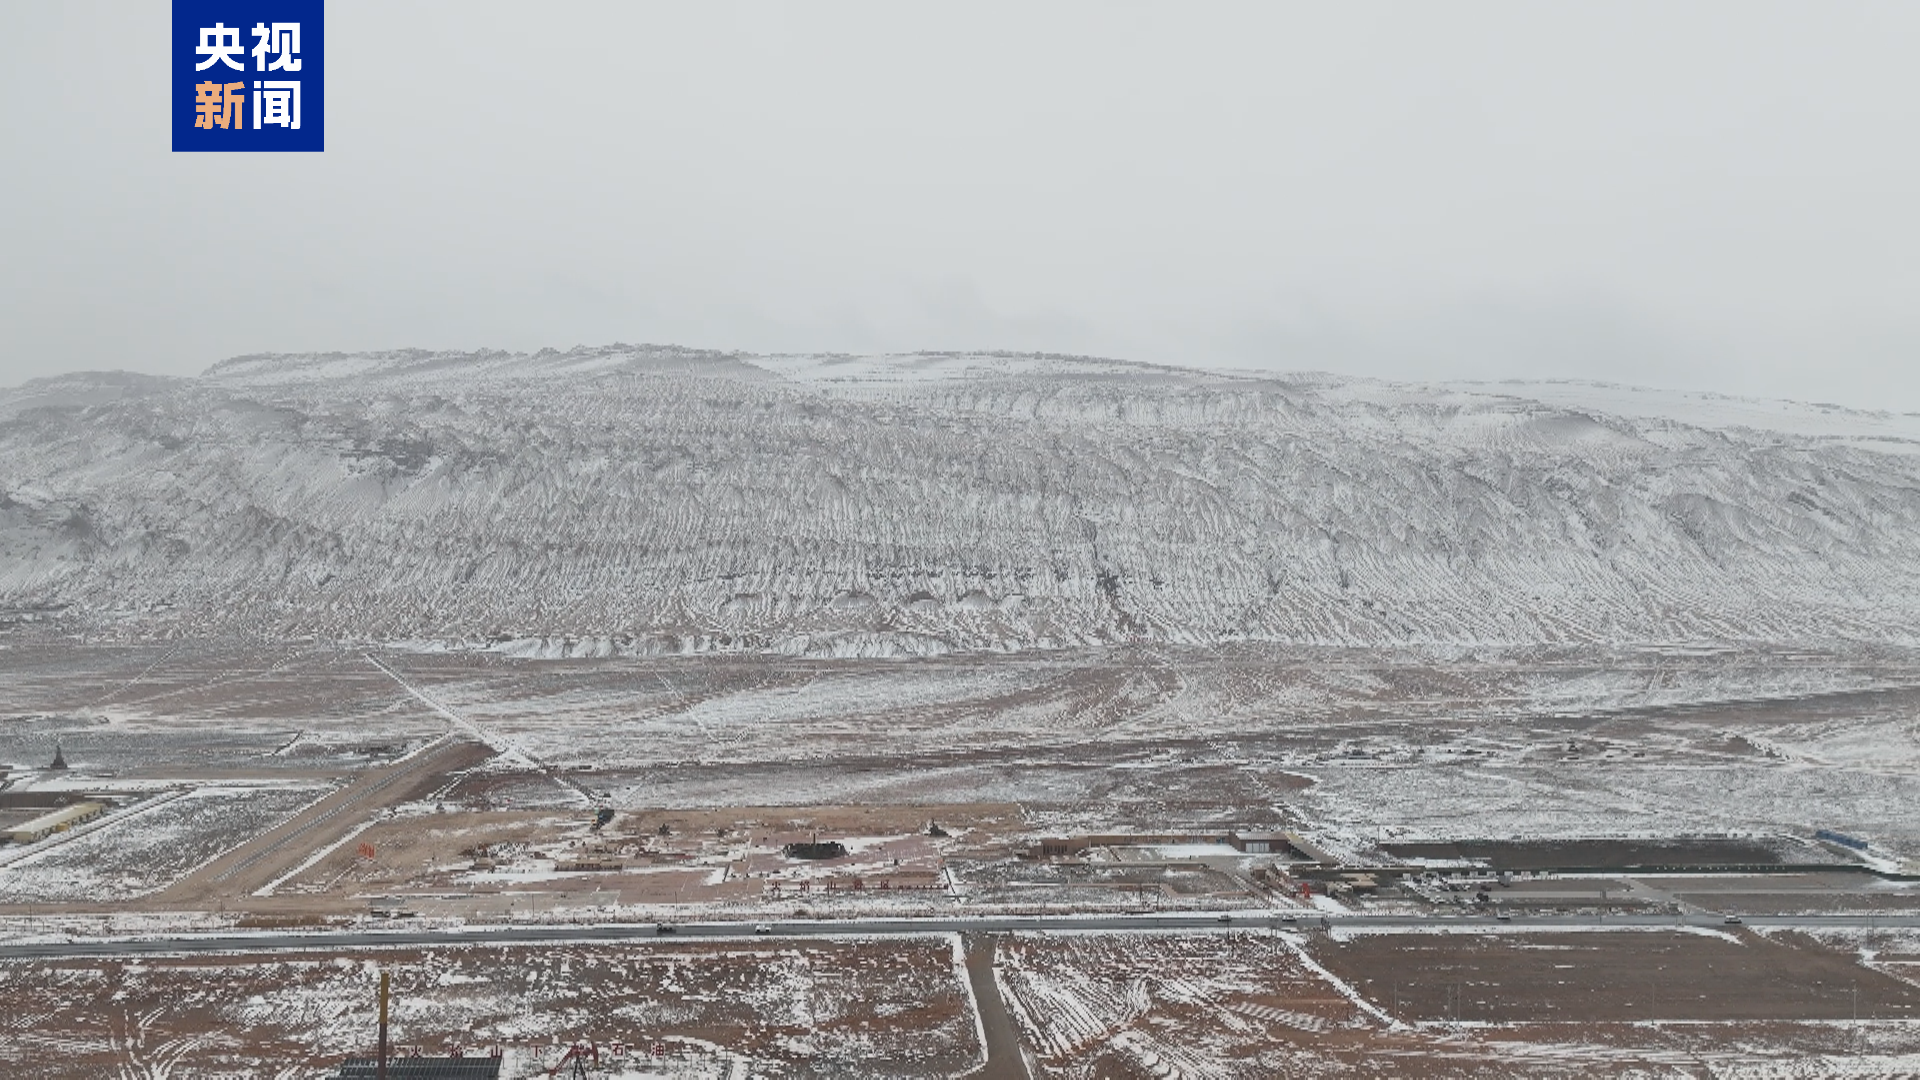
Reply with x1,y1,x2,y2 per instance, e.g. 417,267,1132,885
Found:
357,842,377,859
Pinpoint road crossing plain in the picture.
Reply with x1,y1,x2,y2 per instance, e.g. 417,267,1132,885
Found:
7,638,1920,1074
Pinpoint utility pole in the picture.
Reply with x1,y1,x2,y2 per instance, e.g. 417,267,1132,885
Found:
378,970,390,1080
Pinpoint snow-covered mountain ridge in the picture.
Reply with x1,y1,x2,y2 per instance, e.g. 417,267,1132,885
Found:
5,344,1920,653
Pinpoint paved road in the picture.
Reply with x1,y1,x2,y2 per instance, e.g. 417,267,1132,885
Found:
4,910,1919,961
960,933,1030,1080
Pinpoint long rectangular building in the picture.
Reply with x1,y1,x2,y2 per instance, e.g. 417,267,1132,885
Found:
335,1058,502,1080
7,800,107,844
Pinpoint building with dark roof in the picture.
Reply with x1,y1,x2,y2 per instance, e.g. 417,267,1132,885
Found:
334,1057,502,1080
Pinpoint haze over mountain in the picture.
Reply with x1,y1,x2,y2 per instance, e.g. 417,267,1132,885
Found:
4,346,1919,656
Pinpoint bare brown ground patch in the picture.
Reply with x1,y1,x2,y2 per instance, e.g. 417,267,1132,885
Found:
0,938,979,1079
995,931,1920,1077
1314,930,1920,1024
993,931,1389,1079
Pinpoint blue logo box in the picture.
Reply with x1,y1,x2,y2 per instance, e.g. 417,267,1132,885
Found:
172,0,324,152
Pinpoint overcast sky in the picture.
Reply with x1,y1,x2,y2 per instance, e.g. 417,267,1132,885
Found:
2,2,1917,408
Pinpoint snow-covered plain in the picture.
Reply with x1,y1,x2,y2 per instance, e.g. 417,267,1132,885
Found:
5,345,1920,651
8,638,1920,860
0,786,326,903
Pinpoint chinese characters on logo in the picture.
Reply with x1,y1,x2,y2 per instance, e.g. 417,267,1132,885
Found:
192,21,302,132
194,23,245,71
193,79,245,129
173,2,321,152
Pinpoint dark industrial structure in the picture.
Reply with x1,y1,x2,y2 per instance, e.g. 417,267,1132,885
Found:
334,1060,501,1080
783,832,848,860
335,969,502,1080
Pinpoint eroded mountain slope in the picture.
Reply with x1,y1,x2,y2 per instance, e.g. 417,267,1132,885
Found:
3,345,1918,652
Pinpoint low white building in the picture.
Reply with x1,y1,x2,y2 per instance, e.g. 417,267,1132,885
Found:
8,800,107,844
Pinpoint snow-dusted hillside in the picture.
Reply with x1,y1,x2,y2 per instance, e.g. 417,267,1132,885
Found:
4,345,1920,653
